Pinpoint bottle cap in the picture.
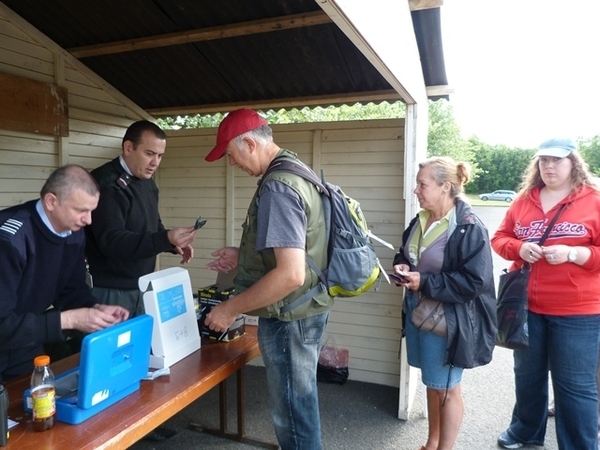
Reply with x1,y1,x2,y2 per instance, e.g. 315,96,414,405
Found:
33,355,50,367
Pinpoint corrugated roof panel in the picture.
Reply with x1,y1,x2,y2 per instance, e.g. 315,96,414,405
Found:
2,0,448,112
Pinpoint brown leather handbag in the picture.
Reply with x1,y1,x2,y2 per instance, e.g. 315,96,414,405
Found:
411,294,447,337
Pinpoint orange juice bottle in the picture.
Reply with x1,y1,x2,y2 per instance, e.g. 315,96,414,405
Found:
30,355,55,431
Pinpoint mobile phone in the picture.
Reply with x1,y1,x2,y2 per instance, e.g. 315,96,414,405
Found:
388,271,408,284
193,216,207,230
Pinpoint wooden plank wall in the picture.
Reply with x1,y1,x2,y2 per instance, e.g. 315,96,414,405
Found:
0,9,144,208
161,120,405,386
0,14,58,207
0,5,407,387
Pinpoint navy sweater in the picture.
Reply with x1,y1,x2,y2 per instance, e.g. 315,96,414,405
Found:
0,200,96,379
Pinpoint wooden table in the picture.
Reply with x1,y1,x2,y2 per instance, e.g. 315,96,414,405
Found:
3,325,277,450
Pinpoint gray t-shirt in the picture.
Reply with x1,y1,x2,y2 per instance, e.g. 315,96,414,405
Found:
256,180,306,252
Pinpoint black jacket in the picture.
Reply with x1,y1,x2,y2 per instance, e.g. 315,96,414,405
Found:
393,199,497,368
85,158,175,289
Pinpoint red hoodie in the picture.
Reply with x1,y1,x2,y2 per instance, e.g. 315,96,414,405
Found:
492,185,600,315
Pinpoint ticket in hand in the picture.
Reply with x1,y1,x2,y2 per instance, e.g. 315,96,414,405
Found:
388,271,408,284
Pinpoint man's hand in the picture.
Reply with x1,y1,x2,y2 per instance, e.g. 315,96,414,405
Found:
94,304,129,322
204,301,238,333
168,227,196,249
175,244,194,264
206,247,239,273
60,304,129,333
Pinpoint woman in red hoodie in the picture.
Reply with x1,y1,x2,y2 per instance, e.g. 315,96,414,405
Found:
492,137,600,450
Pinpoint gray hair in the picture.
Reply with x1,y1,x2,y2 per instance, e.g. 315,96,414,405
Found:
40,165,99,202
231,125,273,150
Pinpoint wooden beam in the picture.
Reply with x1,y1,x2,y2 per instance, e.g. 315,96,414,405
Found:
426,85,454,97
68,11,332,58
145,90,402,116
0,71,69,136
409,0,444,11
317,0,425,106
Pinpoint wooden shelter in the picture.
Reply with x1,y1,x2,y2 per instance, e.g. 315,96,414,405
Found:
0,0,451,419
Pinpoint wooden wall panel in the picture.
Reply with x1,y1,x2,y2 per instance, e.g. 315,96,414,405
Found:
0,7,408,388
0,9,146,209
161,119,405,386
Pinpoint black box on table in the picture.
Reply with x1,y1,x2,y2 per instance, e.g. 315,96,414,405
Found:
197,285,245,342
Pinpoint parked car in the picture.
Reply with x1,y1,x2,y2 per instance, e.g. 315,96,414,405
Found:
479,190,516,202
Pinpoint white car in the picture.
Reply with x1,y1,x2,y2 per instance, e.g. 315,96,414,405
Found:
479,190,516,202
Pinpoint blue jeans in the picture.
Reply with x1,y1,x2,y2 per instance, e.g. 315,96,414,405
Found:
258,312,329,450
506,311,600,449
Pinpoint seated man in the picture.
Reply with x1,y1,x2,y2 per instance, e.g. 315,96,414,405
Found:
0,164,129,382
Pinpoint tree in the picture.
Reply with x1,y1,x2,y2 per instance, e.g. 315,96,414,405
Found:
580,135,600,176
426,100,479,181
157,102,406,129
465,140,535,194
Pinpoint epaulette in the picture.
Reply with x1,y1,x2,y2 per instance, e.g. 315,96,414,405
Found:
0,218,24,236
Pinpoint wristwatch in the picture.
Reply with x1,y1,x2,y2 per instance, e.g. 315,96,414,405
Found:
567,248,578,262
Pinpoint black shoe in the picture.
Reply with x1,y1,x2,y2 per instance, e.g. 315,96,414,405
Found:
497,431,524,449
143,426,177,442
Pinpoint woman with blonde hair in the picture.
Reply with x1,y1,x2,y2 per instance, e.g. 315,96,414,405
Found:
392,156,497,450
492,138,600,449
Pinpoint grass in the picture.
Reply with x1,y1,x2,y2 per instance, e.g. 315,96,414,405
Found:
466,194,512,207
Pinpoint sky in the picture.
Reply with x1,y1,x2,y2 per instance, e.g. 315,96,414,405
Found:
440,0,600,148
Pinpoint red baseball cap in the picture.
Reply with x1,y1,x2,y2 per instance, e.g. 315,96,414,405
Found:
205,109,268,162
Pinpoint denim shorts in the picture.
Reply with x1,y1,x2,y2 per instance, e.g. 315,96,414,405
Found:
404,291,463,389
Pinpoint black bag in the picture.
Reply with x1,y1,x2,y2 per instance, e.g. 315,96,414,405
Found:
495,204,567,349
495,264,530,349
316,335,349,384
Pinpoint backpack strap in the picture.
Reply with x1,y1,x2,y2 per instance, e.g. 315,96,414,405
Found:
281,280,328,313
260,156,329,197
260,157,331,313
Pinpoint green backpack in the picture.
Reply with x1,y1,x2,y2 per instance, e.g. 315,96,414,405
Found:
260,157,382,313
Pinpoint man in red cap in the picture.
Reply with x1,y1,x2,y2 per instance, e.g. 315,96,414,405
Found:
204,109,334,450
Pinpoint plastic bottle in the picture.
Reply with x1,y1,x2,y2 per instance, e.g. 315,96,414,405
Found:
30,355,55,432
0,384,8,445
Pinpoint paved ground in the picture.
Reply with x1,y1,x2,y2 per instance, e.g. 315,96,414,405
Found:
130,205,560,450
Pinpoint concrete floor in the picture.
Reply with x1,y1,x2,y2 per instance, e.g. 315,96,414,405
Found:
129,348,557,450
130,206,559,449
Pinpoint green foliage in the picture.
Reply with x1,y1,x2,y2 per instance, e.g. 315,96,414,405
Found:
426,100,478,178
580,135,600,176
464,138,535,194
157,102,406,130
159,114,224,129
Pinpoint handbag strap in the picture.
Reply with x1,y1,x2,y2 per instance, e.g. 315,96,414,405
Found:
521,203,567,271
538,203,567,246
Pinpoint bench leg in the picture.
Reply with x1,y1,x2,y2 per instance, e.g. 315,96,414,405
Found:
189,367,279,449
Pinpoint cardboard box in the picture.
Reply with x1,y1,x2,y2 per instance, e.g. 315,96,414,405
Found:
139,267,200,368
197,285,245,342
